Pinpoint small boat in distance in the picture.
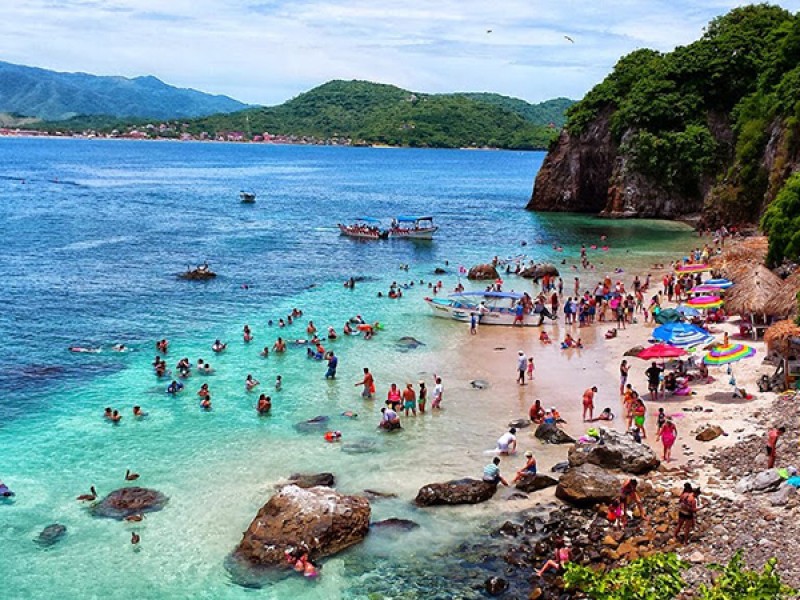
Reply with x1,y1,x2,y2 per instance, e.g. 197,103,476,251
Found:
389,216,438,240
338,218,389,240
240,191,256,203
425,291,534,326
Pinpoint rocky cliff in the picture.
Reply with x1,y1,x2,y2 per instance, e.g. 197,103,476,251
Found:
526,5,800,226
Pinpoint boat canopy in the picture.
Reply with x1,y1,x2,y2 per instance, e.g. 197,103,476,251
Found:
396,215,433,222
450,291,523,300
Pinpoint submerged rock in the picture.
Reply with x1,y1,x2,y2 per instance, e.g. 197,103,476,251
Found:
91,487,168,520
534,423,575,444
35,524,67,548
551,461,570,473
341,439,379,454
293,415,329,432
232,485,370,566
555,464,619,506
396,337,425,351
287,472,335,488
471,379,491,390
484,576,508,596
515,474,558,493
363,489,397,500
568,429,660,474
415,478,497,506
371,518,419,531
508,418,530,429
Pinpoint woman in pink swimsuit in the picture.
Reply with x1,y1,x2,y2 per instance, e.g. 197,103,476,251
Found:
657,417,678,462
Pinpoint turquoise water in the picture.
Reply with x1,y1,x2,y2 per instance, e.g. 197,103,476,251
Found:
0,139,696,599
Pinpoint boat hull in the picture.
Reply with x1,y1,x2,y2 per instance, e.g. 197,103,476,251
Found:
425,298,541,326
338,224,386,240
389,226,438,240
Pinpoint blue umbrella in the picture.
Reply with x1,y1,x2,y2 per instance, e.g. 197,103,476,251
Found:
653,323,714,348
675,304,700,317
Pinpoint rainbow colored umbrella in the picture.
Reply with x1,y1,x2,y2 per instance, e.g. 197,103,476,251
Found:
686,295,724,309
689,285,724,295
636,343,688,360
703,343,756,365
676,263,710,274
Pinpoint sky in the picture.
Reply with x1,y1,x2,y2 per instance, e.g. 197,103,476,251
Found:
2,0,800,106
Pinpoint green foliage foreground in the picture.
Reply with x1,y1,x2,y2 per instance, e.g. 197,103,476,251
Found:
761,171,800,266
563,551,795,600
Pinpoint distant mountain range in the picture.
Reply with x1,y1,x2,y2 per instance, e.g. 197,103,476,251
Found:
182,80,575,149
0,61,248,120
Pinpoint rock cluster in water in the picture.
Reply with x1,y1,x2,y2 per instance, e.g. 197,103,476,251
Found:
90,487,168,520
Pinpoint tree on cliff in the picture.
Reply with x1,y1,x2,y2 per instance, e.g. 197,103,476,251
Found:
762,171,800,266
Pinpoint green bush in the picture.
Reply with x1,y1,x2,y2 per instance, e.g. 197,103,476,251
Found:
762,171,800,265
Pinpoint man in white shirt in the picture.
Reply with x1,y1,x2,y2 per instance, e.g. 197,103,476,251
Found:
517,351,527,385
432,376,444,409
496,427,517,455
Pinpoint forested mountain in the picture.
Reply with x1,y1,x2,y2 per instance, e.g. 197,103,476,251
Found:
185,80,570,149
528,3,800,265
0,61,247,120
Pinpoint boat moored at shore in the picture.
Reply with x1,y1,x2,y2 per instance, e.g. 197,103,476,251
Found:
425,291,541,326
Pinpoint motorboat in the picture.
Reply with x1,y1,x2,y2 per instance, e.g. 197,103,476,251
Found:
337,218,389,240
425,291,536,326
240,191,256,203
389,216,438,240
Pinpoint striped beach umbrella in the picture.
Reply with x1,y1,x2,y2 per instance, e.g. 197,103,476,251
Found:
675,263,710,274
704,278,734,289
675,304,700,317
686,295,724,309
689,284,724,295
653,323,713,348
703,343,756,365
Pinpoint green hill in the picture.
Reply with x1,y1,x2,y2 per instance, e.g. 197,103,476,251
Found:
453,94,573,128
186,80,568,149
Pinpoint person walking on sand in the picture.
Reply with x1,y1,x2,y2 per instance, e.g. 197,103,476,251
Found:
516,351,527,385
766,425,786,469
674,482,698,543
355,367,376,399
527,356,535,382
656,417,678,462
632,396,647,438
645,362,663,402
619,360,629,395
582,386,597,422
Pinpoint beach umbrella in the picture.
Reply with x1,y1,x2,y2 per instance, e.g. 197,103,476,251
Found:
703,343,756,366
675,305,700,318
686,295,724,310
636,344,688,360
652,323,713,348
704,278,733,289
654,308,682,324
624,345,645,357
689,285,724,295
676,263,710,274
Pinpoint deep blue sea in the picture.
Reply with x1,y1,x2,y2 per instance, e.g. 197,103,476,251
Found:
0,138,696,599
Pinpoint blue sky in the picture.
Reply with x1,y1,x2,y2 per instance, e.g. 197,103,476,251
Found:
3,0,800,105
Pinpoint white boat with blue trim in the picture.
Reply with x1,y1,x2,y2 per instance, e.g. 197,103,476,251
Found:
389,216,438,240
425,291,537,326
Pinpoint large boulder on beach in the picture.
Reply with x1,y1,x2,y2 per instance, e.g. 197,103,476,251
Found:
467,264,499,280
695,425,724,442
287,473,335,488
233,485,370,566
556,464,620,506
735,469,783,494
515,474,558,493
567,429,660,474
519,264,560,280
535,423,575,444
90,487,168,520
414,478,497,506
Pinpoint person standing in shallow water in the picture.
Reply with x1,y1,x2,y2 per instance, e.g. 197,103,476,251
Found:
516,351,527,385
355,367,375,399
418,381,427,413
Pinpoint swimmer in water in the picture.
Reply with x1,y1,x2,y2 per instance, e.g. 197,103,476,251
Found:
104,407,113,420
200,396,212,410
260,346,269,357
245,374,260,391
131,532,140,545
110,410,122,423
257,394,271,414
133,406,147,418
275,375,282,391
211,340,227,353
243,324,253,342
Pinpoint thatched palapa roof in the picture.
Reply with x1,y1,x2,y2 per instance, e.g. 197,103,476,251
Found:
764,320,800,355
724,264,785,316
764,272,800,318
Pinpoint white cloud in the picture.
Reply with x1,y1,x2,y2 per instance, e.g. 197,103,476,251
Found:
0,0,799,105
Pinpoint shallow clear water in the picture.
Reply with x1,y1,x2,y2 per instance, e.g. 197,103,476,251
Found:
0,139,696,598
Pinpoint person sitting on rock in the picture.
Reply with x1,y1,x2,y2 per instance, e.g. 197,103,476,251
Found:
536,538,570,577
512,451,537,483
482,456,508,487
